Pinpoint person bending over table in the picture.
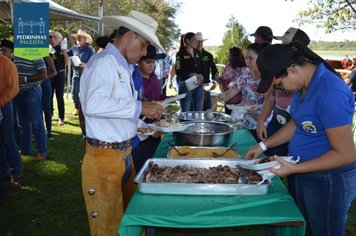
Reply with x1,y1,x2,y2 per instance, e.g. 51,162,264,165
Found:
79,11,165,236
246,43,356,236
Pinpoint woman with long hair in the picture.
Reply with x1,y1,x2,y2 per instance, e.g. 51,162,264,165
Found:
175,32,204,111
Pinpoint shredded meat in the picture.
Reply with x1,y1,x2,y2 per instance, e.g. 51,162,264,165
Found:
145,162,262,184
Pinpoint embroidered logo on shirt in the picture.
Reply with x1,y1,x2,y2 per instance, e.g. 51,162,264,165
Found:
302,121,317,134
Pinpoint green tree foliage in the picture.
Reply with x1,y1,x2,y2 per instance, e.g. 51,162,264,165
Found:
215,16,251,65
296,0,356,33
52,0,180,48
0,23,12,39
309,40,356,50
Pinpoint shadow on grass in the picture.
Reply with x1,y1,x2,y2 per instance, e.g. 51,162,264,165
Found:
0,129,89,236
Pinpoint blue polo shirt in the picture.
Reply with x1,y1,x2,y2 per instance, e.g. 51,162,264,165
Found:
289,62,354,161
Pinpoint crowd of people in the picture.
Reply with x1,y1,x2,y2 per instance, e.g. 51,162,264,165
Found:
1,9,355,236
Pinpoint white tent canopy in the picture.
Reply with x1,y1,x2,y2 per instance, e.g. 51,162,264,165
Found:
0,0,100,23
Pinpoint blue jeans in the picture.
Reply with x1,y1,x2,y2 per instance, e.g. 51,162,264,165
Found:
71,75,81,110
0,109,7,201
51,71,65,120
291,163,356,236
41,79,52,136
13,86,48,156
0,101,22,176
177,79,204,112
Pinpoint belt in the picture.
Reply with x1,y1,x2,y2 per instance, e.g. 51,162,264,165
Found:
86,137,131,151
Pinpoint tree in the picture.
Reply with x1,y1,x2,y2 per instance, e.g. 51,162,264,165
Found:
215,16,251,65
295,0,356,33
53,0,180,48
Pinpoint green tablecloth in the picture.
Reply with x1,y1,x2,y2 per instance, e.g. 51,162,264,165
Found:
119,129,305,236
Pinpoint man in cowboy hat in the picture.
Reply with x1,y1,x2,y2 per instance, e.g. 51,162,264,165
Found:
195,32,219,111
79,10,165,235
49,30,69,125
67,29,94,116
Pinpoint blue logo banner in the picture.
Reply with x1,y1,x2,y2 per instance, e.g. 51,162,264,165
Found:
13,3,49,60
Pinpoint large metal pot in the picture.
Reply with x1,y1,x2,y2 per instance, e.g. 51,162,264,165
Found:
177,111,231,123
173,121,235,146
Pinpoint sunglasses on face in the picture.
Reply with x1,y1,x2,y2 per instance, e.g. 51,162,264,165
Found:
49,36,55,39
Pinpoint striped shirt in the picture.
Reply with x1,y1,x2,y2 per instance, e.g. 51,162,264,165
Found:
14,57,46,88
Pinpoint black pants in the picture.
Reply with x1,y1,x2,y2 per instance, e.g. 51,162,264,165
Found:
50,71,66,120
132,136,161,172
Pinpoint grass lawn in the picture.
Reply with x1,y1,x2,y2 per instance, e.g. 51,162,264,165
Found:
0,97,355,236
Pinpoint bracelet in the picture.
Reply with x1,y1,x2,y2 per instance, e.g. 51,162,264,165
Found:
258,141,267,151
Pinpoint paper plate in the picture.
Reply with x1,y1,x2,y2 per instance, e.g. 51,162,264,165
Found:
238,156,299,171
147,123,192,133
226,104,254,111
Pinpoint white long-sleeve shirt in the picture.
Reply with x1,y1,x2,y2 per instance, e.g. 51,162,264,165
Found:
80,43,142,143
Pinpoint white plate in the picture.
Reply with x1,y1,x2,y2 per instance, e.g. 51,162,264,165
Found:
185,75,199,91
137,131,155,136
226,104,254,111
162,93,187,107
237,156,299,171
147,123,192,133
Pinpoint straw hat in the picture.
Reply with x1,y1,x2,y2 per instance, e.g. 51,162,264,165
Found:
49,30,63,45
101,10,165,53
195,32,207,41
72,30,92,44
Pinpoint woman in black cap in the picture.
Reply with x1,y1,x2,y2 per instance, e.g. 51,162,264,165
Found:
246,43,356,236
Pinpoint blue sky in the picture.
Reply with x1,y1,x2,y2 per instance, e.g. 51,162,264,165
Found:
175,0,356,46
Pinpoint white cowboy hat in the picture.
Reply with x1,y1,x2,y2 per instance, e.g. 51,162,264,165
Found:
195,32,207,41
71,30,92,44
49,30,63,45
101,10,165,53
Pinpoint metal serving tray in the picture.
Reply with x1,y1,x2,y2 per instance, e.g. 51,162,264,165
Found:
134,158,269,196
167,146,241,159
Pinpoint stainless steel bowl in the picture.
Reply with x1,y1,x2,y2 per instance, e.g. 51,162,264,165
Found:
178,111,231,123
173,121,234,146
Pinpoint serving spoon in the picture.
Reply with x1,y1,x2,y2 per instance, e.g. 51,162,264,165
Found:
212,142,237,158
166,141,189,156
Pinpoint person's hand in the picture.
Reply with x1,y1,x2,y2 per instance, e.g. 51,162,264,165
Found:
256,121,267,140
268,156,296,177
141,101,165,120
217,93,226,102
248,104,258,112
245,144,264,160
79,62,87,68
168,80,173,89
137,127,153,134
211,81,217,90
195,74,204,84
60,37,67,50
152,131,163,138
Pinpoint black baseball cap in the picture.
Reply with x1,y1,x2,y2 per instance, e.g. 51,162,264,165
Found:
0,39,14,50
250,26,273,38
141,45,165,60
256,44,296,94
